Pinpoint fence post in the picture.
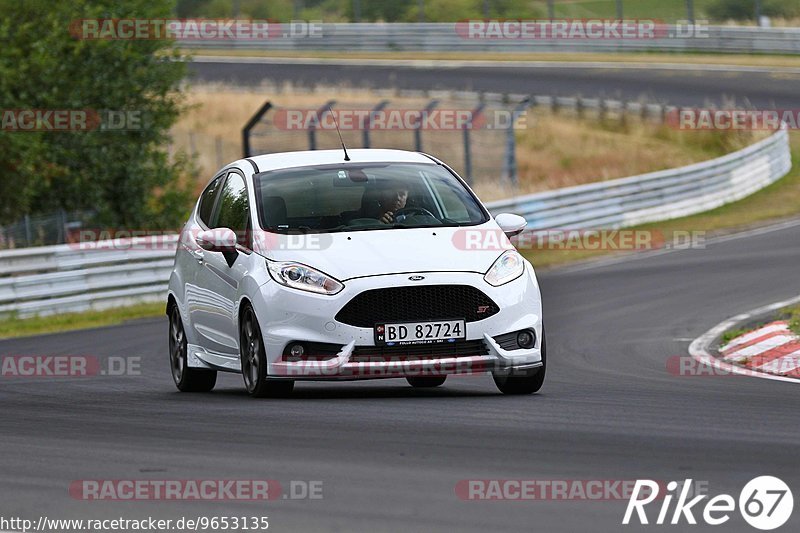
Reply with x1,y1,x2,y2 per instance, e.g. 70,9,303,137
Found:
364,100,390,148
242,100,273,157
463,103,486,185
504,98,531,188
415,99,439,152
309,100,337,151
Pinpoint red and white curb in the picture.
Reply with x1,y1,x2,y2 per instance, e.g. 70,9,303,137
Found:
719,321,800,377
689,295,800,384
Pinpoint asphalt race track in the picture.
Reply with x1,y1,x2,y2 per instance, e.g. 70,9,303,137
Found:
188,58,800,108
1,221,799,532
2,60,800,532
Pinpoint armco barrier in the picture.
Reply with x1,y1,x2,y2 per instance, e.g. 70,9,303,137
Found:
0,236,178,318
485,124,791,229
180,23,800,55
0,126,790,318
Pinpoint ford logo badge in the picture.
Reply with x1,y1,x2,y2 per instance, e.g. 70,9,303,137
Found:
408,275,425,281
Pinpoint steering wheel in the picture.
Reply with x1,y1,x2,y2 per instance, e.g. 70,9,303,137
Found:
392,206,436,222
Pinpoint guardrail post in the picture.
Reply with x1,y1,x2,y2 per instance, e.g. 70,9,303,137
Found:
309,100,337,151
463,103,486,185
364,100,390,148
242,100,273,158
415,99,439,152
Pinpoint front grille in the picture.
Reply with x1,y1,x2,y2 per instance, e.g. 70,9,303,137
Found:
350,339,489,362
335,285,499,327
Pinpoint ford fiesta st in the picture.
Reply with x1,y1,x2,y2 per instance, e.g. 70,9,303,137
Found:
166,149,545,397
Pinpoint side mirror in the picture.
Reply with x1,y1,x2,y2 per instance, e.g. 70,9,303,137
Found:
197,228,238,252
495,213,527,238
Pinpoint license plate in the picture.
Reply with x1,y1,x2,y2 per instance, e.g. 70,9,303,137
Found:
374,319,466,346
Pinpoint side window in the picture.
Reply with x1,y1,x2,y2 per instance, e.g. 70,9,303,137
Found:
429,178,471,222
212,173,250,247
197,175,223,227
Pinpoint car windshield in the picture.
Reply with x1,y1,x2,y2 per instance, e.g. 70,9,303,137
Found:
253,162,488,233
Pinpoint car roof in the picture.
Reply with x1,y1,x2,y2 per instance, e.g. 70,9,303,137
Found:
244,149,437,173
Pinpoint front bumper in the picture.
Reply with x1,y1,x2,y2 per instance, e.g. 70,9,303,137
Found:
253,269,543,381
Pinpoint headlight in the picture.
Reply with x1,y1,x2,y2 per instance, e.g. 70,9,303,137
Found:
484,250,524,286
267,261,344,295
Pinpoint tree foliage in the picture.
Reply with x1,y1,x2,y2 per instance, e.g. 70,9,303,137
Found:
707,0,800,20
0,0,193,228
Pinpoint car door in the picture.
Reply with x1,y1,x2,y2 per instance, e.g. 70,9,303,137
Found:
189,170,252,358
182,171,224,341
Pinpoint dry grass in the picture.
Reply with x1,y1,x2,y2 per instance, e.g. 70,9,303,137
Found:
173,84,754,200
502,112,757,197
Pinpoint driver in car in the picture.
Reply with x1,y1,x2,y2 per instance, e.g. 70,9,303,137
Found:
363,183,409,224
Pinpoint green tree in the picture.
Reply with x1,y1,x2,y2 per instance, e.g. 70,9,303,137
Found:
0,0,194,228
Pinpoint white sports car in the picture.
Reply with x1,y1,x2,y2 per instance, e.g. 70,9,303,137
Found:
167,149,545,397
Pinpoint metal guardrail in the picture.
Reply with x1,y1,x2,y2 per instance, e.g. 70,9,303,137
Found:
485,124,790,229
181,23,800,54
0,237,177,318
0,126,791,318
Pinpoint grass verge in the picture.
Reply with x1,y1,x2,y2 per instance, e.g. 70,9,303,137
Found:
781,305,800,336
0,302,165,340
721,327,751,346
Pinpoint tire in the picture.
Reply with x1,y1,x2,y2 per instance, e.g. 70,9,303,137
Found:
169,305,217,392
492,327,546,395
240,304,294,398
407,376,447,388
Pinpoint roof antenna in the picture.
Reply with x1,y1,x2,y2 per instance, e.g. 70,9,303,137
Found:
329,106,350,161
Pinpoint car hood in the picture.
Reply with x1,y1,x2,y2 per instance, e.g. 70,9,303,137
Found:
254,222,513,281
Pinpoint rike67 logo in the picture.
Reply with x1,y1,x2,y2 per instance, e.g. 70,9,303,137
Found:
623,476,793,530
